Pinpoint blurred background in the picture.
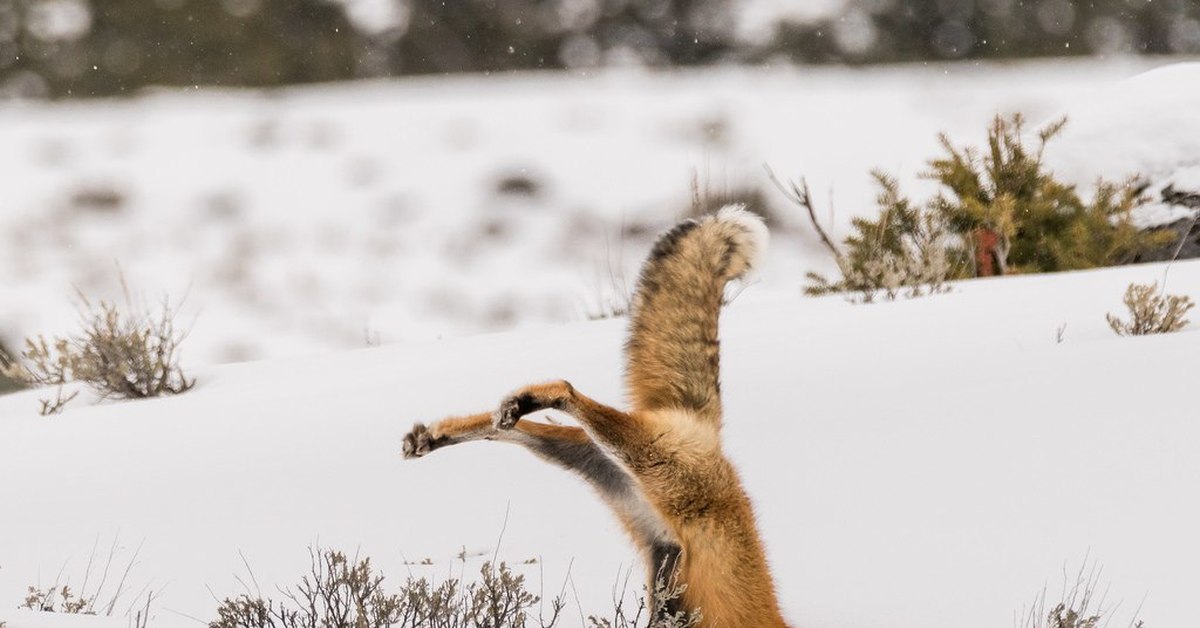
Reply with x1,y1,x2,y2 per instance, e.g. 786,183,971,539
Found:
3,0,1199,97
1,0,1198,369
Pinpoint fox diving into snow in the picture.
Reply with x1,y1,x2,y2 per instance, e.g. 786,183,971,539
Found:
403,206,790,628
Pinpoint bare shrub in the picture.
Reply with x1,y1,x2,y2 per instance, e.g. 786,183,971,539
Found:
20,536,157,623
688,170,776,228
770,169,954,303
587,574,700,628
210,547,565,628
1,283,194,414
1106,282,1194,336
582,253,632,321
212,549,409,628
579,226,632,321
1019,562,1145,628
495,172,543,199
0,337,26,395
69,183,126,214
582,291,631,321
23,585,94,614
2,336,82,415
211,547,700,628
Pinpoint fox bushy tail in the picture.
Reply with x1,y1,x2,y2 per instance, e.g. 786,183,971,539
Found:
624,205,768,425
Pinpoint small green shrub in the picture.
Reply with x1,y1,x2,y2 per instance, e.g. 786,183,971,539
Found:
781,114,1177,301
1,288,194,415
928,114,1173,276
1107,282,1194,336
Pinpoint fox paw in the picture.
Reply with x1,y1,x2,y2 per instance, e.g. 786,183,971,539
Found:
402,423,436,458
494,394,530,431
495,382,574,431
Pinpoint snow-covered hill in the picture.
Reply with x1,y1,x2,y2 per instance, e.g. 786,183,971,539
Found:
4,59,1194,365
2,257,1198,628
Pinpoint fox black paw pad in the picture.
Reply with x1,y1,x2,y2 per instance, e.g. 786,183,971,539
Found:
495,393,541,430
402,423,436,458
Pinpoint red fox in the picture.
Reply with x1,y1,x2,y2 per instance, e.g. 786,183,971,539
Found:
403,206,789,627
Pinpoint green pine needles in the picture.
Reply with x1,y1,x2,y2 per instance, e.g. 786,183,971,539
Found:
928,114,1173,275
787,114,1176,301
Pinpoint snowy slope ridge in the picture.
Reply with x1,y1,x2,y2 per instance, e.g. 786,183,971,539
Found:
3,59,1190,366
2,260,1199,628
1045,62,1200,228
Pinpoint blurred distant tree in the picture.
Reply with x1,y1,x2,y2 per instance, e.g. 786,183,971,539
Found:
0,0,740,97
764,0,1200,64
388,0,562,74
0,0,369,98
387,0,737,74
3,0,1200,99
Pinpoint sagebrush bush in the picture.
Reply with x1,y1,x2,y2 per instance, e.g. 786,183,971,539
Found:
802,172,955,302
0,338,23,395
23,585,93,614
22,584,152,628
212,550,420,628
1107,282,1194,336
212,547,695,628
587,576,700,628
1020,562,1145,628
211,548,557,628
20,536,154,626
0,289,194,414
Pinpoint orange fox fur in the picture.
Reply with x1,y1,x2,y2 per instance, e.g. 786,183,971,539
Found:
403,206,788,627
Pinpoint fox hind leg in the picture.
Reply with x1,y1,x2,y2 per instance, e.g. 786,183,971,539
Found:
495,380,652,460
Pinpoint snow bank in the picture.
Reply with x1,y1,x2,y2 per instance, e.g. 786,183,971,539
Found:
1045,62,1200,227
2,259,1198,627
3,611,126,628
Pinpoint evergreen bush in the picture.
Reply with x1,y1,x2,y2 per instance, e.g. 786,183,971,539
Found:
927,114,1173,276
789,114,1176,301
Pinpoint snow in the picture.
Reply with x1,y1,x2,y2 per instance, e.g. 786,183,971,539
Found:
5,611,126,628
4,59,1200,628
1,59,1189,366
1044,62,1200,227
2,257,1199,628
